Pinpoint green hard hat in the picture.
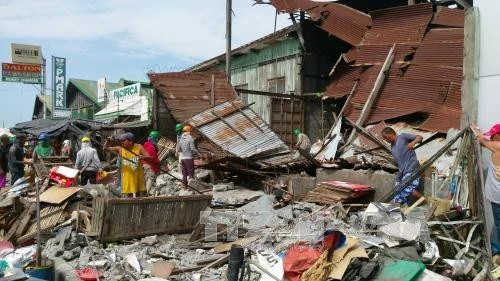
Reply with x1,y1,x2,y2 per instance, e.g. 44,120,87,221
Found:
149,131,160,138
175,123,183,131
293,129,301,136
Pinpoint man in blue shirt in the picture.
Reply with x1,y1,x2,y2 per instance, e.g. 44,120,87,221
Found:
381,127,423,204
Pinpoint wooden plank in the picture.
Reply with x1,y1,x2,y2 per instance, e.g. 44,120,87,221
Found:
342,46,395,150
15,206,34,238
345,118,391,153
210,74,215,107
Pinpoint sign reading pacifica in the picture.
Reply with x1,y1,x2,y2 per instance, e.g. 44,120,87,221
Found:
108,83,141,102
52,57,67,117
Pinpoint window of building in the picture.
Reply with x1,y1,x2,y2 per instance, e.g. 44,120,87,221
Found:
267,77,285,93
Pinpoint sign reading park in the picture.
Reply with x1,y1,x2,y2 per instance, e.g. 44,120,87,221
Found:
1,62,42,83
52,56,66,111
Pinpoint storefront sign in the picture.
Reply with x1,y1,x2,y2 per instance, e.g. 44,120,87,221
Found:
1,62,42,83
97,78,106,103
52,108,72,119
108,83,141,102
52,56,66,111
11,43,42,64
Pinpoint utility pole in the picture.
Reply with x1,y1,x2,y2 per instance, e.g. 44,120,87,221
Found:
226,0,232,82
42,57,47,119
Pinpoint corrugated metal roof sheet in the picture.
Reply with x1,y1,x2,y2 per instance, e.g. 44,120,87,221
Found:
422,28,464,43
412,41,464,67
431,7,465,28
148,72,237,122
403,64,463,84
271,0,318,13
354,43,419,65
361,3,433,45
270,1,371,46
187,99,289,159
309,3,372,45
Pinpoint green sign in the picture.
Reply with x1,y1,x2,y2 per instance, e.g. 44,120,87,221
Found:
109,83,141,101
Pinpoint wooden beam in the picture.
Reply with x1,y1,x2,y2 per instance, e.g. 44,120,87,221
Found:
342,45,395,151
210,74,215,107
236,88,304,100
345,118,391,153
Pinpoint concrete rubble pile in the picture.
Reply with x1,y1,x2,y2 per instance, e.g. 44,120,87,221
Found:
1,189,488,281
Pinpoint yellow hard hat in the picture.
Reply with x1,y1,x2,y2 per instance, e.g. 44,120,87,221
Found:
82,136,91,142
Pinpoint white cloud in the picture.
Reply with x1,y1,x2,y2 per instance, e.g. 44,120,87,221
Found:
0,0,291,61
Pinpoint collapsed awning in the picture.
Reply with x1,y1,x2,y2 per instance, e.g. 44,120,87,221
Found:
94,96,148,121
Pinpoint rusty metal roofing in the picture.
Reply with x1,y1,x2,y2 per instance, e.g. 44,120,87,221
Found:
361,3,433,45
187,99,289,159
271,0,318,13
422,28,464,43
354,43,419,65
403,64,463,84
309,3,372,45
431,7,465,28
148,72,237,122
412,41,464,67
270,1,371,46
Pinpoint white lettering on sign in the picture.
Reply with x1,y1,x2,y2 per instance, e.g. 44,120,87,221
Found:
109,83,141,101
53,57,66,109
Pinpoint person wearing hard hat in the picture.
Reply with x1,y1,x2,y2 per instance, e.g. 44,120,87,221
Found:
177,125,200,188
142,130,161,196
293,129,311,159
105,132,152,197
32,132,53,162
61,139,73,160
0,134,10,189
74,136,101,185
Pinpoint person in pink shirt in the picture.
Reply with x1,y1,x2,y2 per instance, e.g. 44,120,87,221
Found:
142,131,161,196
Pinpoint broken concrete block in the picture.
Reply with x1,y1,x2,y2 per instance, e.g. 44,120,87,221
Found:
126,253,142,273
140,235,158,246
62,246,82,261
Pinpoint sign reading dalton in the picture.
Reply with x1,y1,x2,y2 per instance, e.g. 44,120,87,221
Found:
52,57,66,111
108,83,141,102
1,62,42,83
11,43,42,65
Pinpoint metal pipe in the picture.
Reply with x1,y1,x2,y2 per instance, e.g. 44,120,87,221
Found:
225,0,232,81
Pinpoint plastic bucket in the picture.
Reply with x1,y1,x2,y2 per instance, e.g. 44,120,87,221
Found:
24,259,55,281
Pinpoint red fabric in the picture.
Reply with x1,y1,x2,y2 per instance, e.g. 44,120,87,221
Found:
142,141,160,174
283,245,322,281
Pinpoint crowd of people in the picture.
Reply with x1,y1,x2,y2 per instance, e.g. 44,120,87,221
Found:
0,123,203,198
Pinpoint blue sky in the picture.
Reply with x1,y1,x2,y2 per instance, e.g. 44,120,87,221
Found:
0,0,289,128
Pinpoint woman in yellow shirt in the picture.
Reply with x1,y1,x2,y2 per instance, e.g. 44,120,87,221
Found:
104,132,152,197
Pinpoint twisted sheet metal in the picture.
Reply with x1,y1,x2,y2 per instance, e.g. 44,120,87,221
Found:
187,99,289,159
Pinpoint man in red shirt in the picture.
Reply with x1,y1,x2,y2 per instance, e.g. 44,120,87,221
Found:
142,131,161,196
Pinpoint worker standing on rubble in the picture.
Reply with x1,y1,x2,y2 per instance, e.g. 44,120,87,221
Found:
471,123,500,248
381,127,424,205
0,134,10,189
61,139,73,160
74,136,101,185
293,129,311,159
105,132,152,197
8,134,29,185
177,125,200,188
142,130,161,196
32,132,53,162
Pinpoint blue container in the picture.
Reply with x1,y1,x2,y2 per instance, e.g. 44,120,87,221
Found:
24,259,55,281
